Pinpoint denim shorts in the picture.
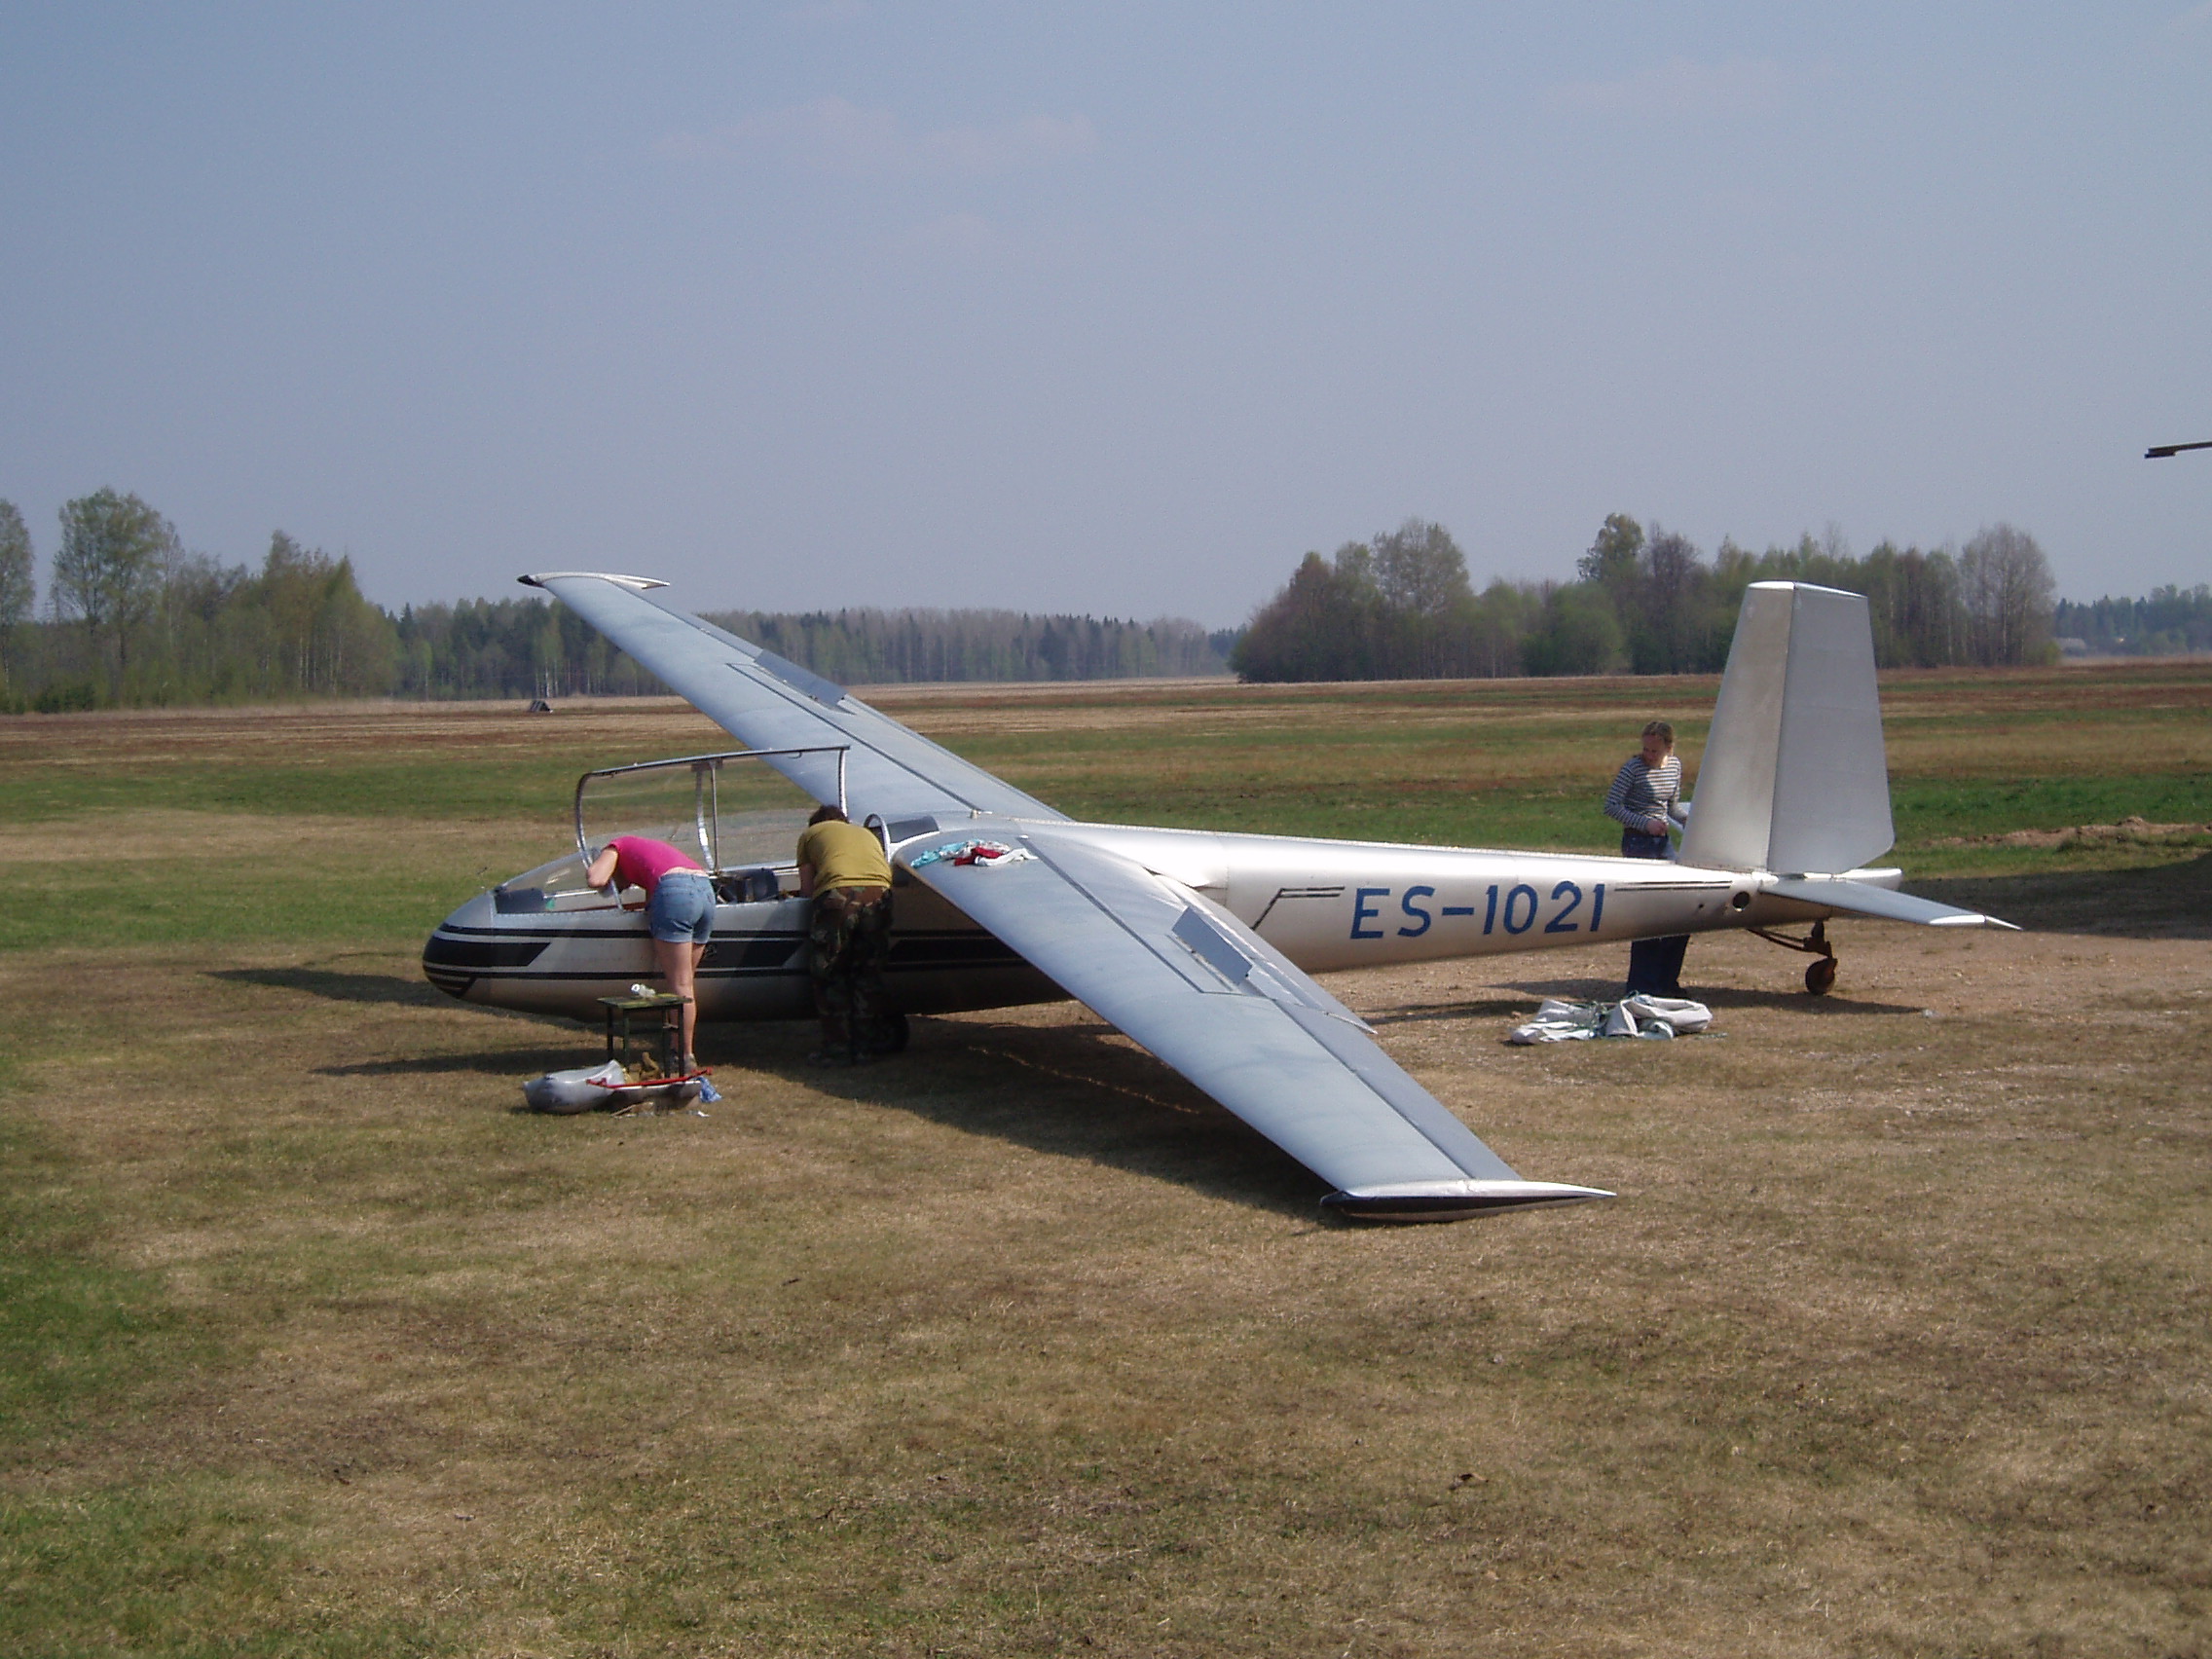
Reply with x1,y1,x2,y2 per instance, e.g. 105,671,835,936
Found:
646,871,716,943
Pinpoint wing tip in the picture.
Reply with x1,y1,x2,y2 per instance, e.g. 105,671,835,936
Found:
1323,1180,1614,1224
518,571,670,591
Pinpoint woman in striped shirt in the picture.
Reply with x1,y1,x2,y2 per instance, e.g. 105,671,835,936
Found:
1604,721,1690,995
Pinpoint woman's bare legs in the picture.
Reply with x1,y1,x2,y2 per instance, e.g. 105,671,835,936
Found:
651,936,708,1069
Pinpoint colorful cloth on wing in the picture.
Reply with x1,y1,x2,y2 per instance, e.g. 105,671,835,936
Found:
906,838,1034,869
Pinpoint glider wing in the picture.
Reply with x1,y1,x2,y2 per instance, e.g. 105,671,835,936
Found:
521,571,1063,821
903,827,1610,1219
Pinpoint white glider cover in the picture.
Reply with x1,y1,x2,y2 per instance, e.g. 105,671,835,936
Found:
1682,582,1896,876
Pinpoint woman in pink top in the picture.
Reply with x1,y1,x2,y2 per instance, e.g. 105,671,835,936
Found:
584,835,716,1070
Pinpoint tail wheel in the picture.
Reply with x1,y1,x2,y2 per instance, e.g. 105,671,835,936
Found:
1804,956,1837,996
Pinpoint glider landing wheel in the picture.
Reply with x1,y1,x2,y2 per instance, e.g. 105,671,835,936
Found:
1750,918,1837,995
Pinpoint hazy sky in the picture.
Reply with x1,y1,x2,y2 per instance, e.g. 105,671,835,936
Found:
3,3,2207,625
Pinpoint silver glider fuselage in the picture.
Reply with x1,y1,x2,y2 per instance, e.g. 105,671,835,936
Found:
424,817,1901,1021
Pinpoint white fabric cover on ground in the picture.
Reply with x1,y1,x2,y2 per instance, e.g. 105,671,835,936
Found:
1509,995,1714,1045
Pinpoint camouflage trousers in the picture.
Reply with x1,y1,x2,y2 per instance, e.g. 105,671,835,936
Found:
808,886,893,1058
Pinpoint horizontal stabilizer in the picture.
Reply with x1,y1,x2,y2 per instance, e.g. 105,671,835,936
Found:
1323,1180,1614,1223
1766,876,2018,930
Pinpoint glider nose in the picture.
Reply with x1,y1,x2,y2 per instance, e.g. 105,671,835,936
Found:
422,889,500,1000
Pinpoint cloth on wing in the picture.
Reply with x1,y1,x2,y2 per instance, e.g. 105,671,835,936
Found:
1508,995,1713,1045
905,838,1035,869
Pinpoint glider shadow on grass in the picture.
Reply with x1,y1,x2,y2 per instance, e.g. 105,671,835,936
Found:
212,966,569,1021
212,966,445,1006
780,1014,1328,1221
1917,854,2212,940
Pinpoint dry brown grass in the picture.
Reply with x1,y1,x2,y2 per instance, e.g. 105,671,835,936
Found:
11,923,2211,1655
3,678,2209,1656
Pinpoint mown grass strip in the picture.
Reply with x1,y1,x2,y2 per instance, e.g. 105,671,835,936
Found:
0,1109,203,1447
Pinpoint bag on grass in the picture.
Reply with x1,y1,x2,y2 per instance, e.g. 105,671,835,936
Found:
524,1059,629,1114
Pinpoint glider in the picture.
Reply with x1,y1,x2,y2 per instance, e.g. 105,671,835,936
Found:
425,579,2012,1221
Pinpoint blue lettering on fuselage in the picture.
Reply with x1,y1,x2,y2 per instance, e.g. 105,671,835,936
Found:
1351,887,1388,939
1398,885,1434,937
1347,882,1607,940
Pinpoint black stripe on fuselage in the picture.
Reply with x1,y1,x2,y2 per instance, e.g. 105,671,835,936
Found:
423,928,1024,979
423,936,550,970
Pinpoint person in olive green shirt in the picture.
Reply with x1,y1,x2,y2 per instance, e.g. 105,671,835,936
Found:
794,805,895,1065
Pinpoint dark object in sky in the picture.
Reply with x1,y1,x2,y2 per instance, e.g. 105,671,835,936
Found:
2145,440,2212,459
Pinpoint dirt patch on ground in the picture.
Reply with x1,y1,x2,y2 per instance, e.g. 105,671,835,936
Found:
1936,814,2212,850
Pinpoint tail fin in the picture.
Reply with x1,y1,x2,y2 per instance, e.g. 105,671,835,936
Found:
1679,582,1895,875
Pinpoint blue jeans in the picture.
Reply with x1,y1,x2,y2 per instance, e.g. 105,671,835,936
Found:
646,872,716,943
1621,830,1689,994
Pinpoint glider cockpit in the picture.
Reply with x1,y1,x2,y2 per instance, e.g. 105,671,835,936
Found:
491,745,847,917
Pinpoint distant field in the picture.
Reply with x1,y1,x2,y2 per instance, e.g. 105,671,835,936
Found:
0,659,2205,953
1,664,2208,1656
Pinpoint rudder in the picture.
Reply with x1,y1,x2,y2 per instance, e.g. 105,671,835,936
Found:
1679,582,1895,875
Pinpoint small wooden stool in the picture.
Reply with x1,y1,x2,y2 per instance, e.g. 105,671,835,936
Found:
597,993,688,1077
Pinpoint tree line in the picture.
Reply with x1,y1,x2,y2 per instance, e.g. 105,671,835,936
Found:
1,487,2187,710
0,490,1230,710
708,608,1232,685
1230,514,2065,682
2053,586,2212,656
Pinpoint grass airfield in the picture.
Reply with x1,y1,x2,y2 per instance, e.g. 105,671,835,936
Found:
3,663,2209,1658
